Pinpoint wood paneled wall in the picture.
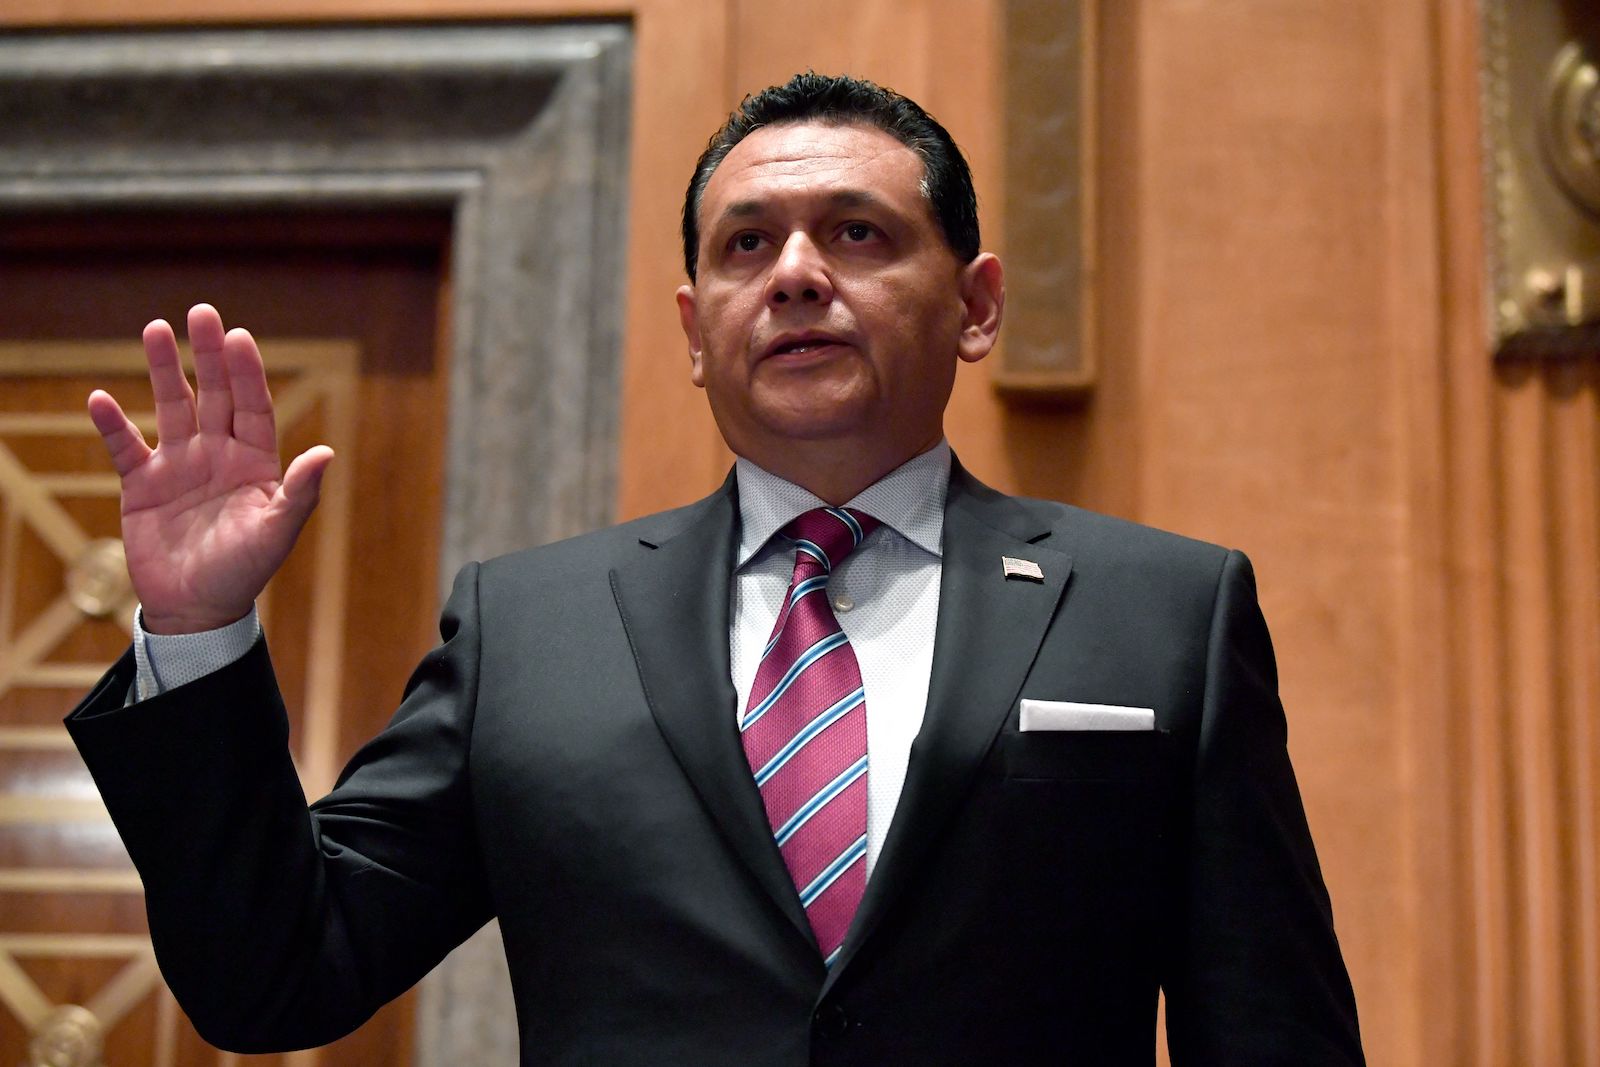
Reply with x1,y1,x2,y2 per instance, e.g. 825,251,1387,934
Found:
6,1,1597,1064
1431,7,1600,1063
1128,2,1419,1061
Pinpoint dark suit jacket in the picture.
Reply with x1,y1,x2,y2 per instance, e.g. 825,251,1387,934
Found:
67,464,1363,1065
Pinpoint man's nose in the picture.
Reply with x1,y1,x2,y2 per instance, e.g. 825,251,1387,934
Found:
765,232,834,308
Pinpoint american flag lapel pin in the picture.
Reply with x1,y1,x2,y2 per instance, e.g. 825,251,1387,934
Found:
1002,556,1045,583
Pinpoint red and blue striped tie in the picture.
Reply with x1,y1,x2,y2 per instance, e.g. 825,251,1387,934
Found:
741,506,879,966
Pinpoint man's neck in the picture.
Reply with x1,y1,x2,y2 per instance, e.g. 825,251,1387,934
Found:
739,435,943,505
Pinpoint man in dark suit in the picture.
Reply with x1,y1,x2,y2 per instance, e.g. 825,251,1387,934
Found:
70,73,1364,1064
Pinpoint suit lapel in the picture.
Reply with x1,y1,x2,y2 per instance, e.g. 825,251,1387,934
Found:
822,464,1073,991
608,477,815,947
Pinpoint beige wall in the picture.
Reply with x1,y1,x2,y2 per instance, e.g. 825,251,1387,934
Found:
9,1,1597,1063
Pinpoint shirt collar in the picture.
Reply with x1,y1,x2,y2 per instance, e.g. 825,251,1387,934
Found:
734,440,950,567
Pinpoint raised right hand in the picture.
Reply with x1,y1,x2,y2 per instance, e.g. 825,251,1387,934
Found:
88,304,334,635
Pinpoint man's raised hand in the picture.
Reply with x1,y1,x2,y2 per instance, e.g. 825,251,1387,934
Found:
87,304,334,635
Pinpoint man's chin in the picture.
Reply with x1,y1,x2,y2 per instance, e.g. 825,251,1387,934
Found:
709,382,870,436
751,405,876,443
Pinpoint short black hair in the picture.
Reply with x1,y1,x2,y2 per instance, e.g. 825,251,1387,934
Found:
682,72,980,281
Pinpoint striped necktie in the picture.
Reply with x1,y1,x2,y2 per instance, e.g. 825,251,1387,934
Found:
741,506,880,966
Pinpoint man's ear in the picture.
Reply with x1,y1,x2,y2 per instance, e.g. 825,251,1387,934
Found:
956,253,1005,364
676,284,707,388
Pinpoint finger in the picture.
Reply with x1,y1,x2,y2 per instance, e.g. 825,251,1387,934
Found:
143,317,197,444
275,445,335,525
86,389,153,477
223,327,278,453
189,303,234,435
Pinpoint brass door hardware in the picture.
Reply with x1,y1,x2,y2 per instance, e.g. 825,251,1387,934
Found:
27,1004,103,1067
1485,1,1600,359
64,539,131,621
1544,40,1600,218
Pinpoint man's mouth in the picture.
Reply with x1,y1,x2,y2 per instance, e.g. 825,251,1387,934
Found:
766,334,847,358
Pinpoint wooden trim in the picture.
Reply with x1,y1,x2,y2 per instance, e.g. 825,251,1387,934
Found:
615,0,734,514
283,352,361,799
0,0,632,23
1386,0,1458,1059
1428,4,1600,1063
0,729,76,751
1433,5,1506,1064
83,951,162,1029
0,797,111,824
0,869,142,892
0,934,153,956
0,951,51,1031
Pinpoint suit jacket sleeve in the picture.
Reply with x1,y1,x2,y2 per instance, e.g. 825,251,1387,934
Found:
65,563,495,1054
1163,549,1365,1064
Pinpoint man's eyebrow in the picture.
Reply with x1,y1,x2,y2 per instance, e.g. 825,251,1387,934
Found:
715,189,893,225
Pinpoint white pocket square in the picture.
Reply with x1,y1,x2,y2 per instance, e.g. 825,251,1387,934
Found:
1018,699,1156,732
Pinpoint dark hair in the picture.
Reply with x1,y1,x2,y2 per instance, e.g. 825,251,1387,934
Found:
681,72,980,281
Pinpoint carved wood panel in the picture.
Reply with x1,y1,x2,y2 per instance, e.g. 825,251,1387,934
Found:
0,340,356,1066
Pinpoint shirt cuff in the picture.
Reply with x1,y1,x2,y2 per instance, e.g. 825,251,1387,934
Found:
133,606,262,702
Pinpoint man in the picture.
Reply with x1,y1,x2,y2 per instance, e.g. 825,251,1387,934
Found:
69,73,1364,1064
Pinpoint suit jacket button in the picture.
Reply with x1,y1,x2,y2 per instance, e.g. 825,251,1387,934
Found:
812,1003,850,1038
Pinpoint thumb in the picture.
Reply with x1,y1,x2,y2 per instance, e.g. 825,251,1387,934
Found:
278,445,336,522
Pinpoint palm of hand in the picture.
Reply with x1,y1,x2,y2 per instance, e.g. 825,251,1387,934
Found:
119,432,292,630
89,305,333,635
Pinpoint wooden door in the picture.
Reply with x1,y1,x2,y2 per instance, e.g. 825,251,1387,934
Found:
0,209,453,1066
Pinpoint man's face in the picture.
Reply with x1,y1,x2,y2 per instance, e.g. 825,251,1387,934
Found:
676,121,1000,475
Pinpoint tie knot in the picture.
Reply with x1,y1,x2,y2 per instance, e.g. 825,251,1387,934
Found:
782,507,880,573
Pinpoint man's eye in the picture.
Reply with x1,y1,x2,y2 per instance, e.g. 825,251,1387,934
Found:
843,223,874,242
733,233,763,252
